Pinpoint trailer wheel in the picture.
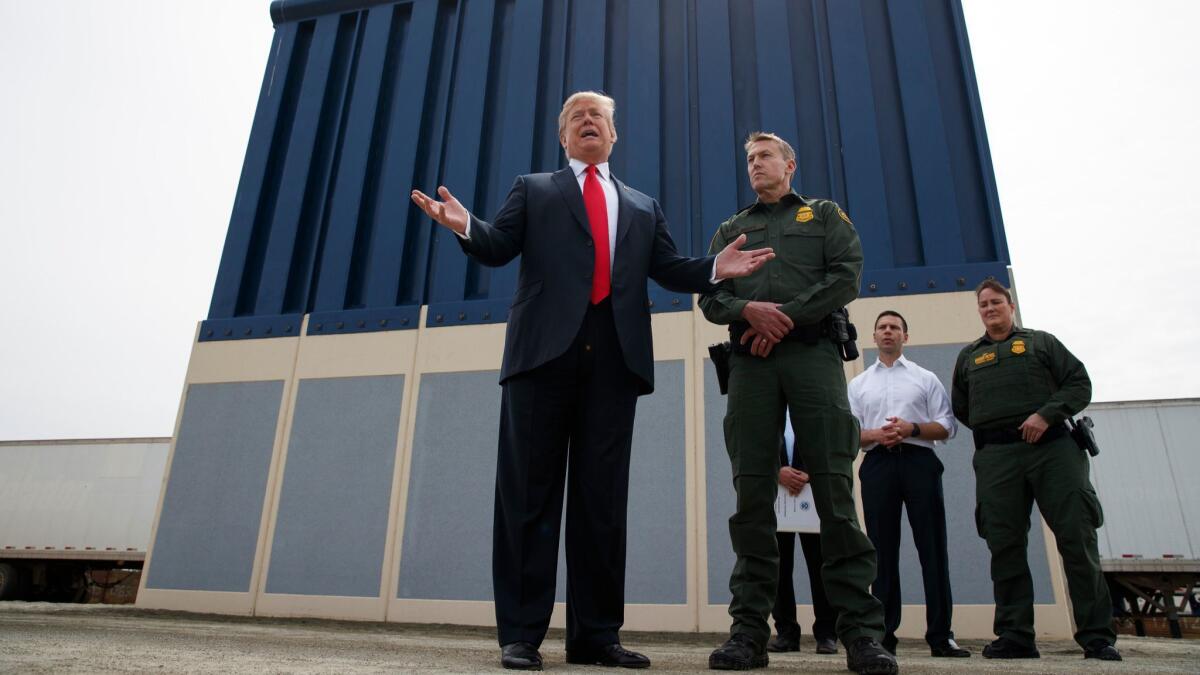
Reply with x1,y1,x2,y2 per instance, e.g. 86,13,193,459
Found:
0,563,21,600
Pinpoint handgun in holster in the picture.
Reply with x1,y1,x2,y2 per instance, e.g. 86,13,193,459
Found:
708,342,732,395
1067,416,1100,457
828,307,859,362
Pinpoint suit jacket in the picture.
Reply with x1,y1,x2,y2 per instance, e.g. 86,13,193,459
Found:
459,167,717,394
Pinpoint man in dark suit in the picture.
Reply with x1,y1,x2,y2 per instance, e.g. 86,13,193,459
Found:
770,413,839,656
412,91,772,670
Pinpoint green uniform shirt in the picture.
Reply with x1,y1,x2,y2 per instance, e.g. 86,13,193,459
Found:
951,327,1092,430
698,191,863,326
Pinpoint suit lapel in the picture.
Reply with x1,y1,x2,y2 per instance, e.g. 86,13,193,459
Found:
552,167,592,237
612,174,635,249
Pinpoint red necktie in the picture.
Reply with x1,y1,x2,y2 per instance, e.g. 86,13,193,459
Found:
583,165,611,304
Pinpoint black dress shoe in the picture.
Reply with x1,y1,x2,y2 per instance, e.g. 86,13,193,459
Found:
981,637,1039,659
501,642,543,670
765,634,799,652
880,634,897,656
930,639,971,657
1083,639,1122,661
709,633,768,670
566,643,651,669
845,636,898,675
815,637,838,655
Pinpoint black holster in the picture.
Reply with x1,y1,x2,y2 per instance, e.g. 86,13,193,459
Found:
708,342,732,395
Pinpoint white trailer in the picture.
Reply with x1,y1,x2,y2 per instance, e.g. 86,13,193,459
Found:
0,438,168,601
1087,399,1200,638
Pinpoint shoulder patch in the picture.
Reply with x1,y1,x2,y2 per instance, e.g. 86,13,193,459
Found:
837,207,852,224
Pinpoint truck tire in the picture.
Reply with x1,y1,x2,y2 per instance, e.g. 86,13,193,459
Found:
0,562,21,600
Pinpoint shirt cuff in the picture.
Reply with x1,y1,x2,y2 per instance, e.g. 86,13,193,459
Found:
709,258,720,283
455,217,472,240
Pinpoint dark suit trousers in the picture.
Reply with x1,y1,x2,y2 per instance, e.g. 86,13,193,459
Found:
492,299,642,650
772,531,838,641
859,445,955,645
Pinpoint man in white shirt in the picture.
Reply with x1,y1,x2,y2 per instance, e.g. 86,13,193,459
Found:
768,413,839,655
847,311,969,658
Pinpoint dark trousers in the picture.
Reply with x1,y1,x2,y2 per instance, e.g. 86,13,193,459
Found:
859,445,955,646
492,300,641,650
973,436,1115,648
772,531,838,641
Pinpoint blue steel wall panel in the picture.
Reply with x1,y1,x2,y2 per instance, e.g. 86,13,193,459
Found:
203,0,1009,340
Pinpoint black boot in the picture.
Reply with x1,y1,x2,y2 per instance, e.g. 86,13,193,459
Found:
845,636,898,675
709,633,768,670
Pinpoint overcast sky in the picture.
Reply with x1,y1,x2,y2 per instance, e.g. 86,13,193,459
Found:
1,1,1196,440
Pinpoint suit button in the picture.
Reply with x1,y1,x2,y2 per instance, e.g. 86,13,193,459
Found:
585,272,592,280
586,240,593,247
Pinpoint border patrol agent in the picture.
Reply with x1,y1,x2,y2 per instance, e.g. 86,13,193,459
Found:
951,279,1120,661
700,132,895,675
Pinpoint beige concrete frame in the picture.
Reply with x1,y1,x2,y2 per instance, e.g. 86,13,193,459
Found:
141,286,1075,639
255,325,420,621
137,324,302,615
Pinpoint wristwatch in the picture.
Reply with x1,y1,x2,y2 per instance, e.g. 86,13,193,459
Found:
911,423,922,438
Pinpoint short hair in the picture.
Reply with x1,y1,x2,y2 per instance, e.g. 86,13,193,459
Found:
743,131,796,163
874,310,908,333
974,278,1013,303
558,91,617,138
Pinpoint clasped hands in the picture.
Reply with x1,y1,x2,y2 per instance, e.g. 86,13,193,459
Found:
778,466,809,497
739,302,793,357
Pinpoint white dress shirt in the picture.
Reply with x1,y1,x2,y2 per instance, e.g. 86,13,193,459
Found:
568,158,619,271
847,354,957,451
783,412,795,465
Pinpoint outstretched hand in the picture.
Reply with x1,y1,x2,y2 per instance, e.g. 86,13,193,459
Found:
411,186,469,235
715,233,774,279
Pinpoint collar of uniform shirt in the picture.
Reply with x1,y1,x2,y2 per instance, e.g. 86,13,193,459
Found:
748,189,805,213
871,353,911,370
569,157,611,183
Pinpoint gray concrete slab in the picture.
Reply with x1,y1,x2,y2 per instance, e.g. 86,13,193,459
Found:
0,603,1195,673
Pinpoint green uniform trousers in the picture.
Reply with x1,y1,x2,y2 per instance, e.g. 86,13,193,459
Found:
723,340,884,647
973,434,1115,647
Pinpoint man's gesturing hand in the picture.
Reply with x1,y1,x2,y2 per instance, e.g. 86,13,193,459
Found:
411,186,469,235
715,233,775,279
778,466,809,497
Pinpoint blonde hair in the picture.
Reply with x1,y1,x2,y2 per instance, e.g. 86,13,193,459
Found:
744,131,796,163
558,91,617,139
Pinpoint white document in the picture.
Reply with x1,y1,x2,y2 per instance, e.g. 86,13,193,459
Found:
775,484,821,533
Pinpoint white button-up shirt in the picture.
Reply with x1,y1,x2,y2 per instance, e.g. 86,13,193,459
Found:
568,158,618,270
847,354,957,451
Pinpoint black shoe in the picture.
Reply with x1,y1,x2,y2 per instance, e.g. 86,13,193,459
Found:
930,639,971,657
880,634,897,656
501,642,543,670
709,633,768,670
566,643,651,669
1083,639,1122,661
981,637,1039,659
845,636,898,675
815,638,838,655
766,634,799,653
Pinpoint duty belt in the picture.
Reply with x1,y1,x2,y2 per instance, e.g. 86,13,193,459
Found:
728,320,824,354
972,423,1067,450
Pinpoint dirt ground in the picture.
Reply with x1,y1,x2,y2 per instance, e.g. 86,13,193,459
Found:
1,602,1197,674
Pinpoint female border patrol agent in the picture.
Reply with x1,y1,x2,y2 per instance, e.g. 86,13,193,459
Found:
951,279,1120,661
